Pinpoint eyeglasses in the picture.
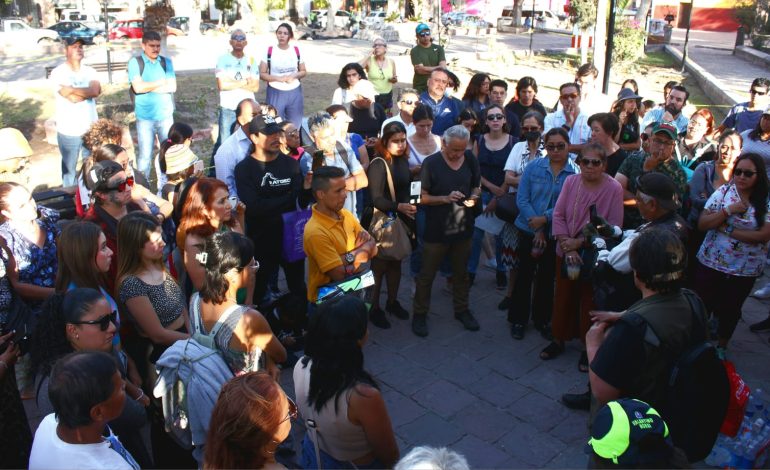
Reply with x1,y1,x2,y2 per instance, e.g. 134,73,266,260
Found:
70,311,118,332
521,126,540,132
285,130,299,137
486,114,505,121
651,138,675,147
374,43,386,48
107,176,134,192
579,158,603,167
560,92,579,100
734,168,757,178
231,35,246,41
400,100,417,105
280,395,298,424
545,143,567,151
750,89,768,96
418,32,431,37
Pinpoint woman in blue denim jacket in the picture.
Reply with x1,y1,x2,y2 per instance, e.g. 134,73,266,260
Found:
508,128,580,340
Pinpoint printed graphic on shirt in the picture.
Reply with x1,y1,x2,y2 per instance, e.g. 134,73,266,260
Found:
261,172,292,187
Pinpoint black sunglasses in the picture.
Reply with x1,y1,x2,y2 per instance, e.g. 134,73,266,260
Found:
70,311,118,331
400,100,417,105
734,168,757,178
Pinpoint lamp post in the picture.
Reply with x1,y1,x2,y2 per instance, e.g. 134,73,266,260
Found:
601,0,617,94
681,0,693,72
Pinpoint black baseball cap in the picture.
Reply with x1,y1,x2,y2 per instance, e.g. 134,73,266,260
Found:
636,172,679,212
248,115,282,135
63,37,86,47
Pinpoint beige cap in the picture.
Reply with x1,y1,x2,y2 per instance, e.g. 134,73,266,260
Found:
165,144,198,174
0,128,33,161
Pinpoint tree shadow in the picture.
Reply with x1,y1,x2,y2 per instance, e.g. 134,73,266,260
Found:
0,94,43,139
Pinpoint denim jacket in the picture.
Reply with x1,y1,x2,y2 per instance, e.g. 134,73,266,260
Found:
515,157,579,235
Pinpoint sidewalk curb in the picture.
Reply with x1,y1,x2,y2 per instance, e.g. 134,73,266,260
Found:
663,44,740,107
734,45,770,69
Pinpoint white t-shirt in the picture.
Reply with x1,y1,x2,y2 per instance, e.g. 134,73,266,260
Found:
49,63,99,137
264,44,303,91
332,87,354,105
29,414,138,470
381,114,416,136
216,52,258,110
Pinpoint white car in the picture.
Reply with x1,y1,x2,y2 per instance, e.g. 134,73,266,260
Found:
268,13,296,33
362,10,386,27
311,9,354,29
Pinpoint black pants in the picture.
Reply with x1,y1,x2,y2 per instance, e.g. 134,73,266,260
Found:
509,232,556,327
253,253,306,305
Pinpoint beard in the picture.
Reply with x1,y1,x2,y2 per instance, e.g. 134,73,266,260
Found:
664,103,682,116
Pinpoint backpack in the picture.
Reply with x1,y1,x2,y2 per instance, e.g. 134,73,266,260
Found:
267,45,300,74
129,55,169,104
623,289,730,462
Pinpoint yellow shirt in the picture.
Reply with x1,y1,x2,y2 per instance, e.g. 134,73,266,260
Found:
303,205,362,302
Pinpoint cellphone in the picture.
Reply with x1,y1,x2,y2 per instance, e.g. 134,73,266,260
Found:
193,160,204,174
228,196,238,210
590,204,598,222
410,181,421,204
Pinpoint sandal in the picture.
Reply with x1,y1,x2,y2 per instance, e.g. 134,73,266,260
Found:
540,341,565,360
578,351,589,373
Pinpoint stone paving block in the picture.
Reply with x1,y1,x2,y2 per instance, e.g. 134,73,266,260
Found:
411,379,478,419
517,365,585,401
434,354,492,387
377,362,439,396
549,410,591,445
397,412,465,449
507,390,575,433
543,441,590,468
451,434,512,468
450,401,519,443
381,388,429,428
497,419,565,467
483,347,541,380
364,341,401,375
399,341,458,370
465,371,530,408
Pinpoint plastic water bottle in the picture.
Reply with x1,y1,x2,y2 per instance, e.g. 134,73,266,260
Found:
705,434,733,467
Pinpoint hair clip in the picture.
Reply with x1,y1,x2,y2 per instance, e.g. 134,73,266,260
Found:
195,252,208,265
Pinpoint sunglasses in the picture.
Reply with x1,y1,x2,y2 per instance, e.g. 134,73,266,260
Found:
70,311,118,331
486,114,505,121
750,89,768,96
400,100,417,105
418,32,431,37
545,143,567,151
734,168,757,178
231,35,246,41
560,92,579,100
579,158,603,167
108,176,134,192
280,395,298,424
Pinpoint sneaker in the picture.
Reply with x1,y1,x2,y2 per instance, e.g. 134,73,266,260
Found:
455,310,480,331
386,300,410,320
496,271,507,290
484,258,498,270
752,284,770,299
412,315,428,337
750,317,770,332
510,323,524,340
498,296,511,311
561,391,591,411
369,307,391,329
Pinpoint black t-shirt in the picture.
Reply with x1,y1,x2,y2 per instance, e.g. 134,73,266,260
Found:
605,148,628,177
619,121,640,145
234,153,310,253
420,151,481,243
368,155,411,212
505,99,549,124
349,104,386,140
477,135,515,188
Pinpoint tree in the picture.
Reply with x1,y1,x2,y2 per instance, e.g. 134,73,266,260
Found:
570,0,596,64
144,2,175,54
634,0,651,23
513,0,525,31
215,0,235,25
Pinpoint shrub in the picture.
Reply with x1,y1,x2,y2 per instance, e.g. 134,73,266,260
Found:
612,18,646,65
570,0,597,30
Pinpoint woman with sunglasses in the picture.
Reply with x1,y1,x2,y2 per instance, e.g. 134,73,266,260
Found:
468,105,515,288
360,38,398,116
191,232,286,376
508,127,579,340
740,107,770,174
461,73,491,116
676,109,716,179
544,142,623,367
294,295,399,469
204,371,295,469
695,153,770,352
30,288,152,467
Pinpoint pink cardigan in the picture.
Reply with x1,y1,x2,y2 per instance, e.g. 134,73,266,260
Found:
552,173,624,257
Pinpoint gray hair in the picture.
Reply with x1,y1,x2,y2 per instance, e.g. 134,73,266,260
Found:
394,446,470,470
307,111,334,136
521,110,545,127
442,124,470,145
398,88,419,100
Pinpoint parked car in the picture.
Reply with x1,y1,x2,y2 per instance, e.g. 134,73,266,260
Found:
497,8,565,32
441,11,467,26
0,17,60,45
59,9,115,31
167,16,217,35
108,18,143,40
310,9,354,29
362,10,386,27
268,12,297,32
460,15,493,29
48,21,106,45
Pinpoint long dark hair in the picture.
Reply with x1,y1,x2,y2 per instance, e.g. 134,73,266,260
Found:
159,122,193,173
337,63,367,89
198,232,255,305
748,113,769,141
301,295,377,413
461,73,490,103
733,153,769,228
374,121,408,162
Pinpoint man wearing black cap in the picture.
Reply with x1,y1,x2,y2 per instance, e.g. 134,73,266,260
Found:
49,37,101,187
235,115,312,303
615,122,687,229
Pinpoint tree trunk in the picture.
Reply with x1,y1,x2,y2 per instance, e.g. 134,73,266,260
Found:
593,0,608,82
635,0,652,24
513,0,524,30
189,0,202,36
40,0,56,27
580,30,588,64
288,0,299,23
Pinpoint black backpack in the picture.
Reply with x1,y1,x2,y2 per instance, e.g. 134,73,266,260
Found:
626,289,729,462
129,55,169,104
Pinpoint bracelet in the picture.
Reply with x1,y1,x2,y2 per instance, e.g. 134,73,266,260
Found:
135,389,145,402
0,360,7,371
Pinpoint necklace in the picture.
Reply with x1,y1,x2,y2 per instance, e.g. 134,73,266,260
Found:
375,56,386,80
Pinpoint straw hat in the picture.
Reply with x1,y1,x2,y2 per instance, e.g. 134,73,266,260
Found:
165,144,198,174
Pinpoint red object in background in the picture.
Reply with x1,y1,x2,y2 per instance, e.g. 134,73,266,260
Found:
108,19,143,40
570,34,593,48
721,360,750,438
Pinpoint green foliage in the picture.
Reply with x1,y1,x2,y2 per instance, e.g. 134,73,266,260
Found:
734,0,756,30
570,0,596,30
612,18,645,65
215,0,235,11
385,11,399,22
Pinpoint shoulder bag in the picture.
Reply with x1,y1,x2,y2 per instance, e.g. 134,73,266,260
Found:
368,157,412,261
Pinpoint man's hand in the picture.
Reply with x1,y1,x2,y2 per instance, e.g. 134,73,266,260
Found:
447,190,465,203
564,104,577,126
397,203,417,218
355,229,372,248
585,320,610,351
483,197,497,215
590,310,624,324
303,173,312,190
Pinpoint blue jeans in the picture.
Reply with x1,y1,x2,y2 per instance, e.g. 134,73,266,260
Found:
211,106,237,159
266,85,304,128
57,133,88,187
468,192,505,275
135,116,174,182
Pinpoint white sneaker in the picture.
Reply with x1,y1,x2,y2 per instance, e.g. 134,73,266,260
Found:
484,258,498,270
752,284,770,299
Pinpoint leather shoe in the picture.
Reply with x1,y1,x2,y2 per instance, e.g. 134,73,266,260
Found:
510,323,524,340
412,315,428,337
561,391,591,411
369,307,391,329
455,310,480,331
386,300,410,320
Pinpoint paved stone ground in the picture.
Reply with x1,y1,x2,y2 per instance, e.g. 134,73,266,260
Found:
274,259,770,468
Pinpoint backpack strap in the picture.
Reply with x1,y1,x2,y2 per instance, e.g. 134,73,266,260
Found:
335,141,352,173
208,304,244,339
294,45,300,70
189,292,243,348
370,157,396,202
267,46,273,74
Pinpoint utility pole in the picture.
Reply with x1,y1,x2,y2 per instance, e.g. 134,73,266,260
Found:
602,0,617,94
681,0,693,72
593,0,608,83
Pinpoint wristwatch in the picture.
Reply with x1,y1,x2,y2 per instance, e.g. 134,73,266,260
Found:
345,252,355,264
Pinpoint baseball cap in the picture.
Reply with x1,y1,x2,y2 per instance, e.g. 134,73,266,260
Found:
86,160,124,192
636,172,679,212
416,23,430,34
587,398,672,466
617,88,642,102
63,37,85,47
652,122,678,140
248,114,282,135
164,144,199,175
350,79,377,102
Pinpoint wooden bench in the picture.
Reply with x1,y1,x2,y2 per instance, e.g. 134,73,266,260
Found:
45,61,128,79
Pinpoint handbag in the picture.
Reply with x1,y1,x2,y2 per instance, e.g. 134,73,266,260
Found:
368,158,412,261
0,243,34,355
282,203,312,263
495,193,519,223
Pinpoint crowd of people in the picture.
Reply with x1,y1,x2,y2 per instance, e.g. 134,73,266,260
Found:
0,20,769,469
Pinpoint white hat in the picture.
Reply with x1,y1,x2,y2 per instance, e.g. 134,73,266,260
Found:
351,79,377,102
